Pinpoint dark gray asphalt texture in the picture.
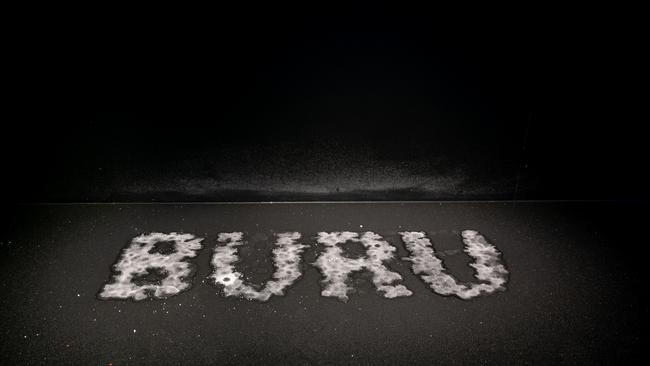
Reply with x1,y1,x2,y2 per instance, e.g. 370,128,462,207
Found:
1,202,646,365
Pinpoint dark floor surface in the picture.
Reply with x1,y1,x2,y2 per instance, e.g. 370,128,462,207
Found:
0,201,647,365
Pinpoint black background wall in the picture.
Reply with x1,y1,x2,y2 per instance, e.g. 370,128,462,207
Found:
5,12,645,202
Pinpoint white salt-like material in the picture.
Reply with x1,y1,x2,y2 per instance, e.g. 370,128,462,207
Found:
210,232,308,301
399,230,508,299
312,231,413,302
99,232,204,301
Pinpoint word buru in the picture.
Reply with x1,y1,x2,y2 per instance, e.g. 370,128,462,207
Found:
98,231,509,302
